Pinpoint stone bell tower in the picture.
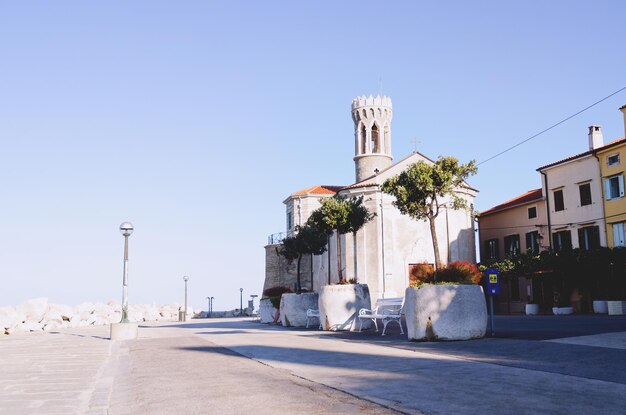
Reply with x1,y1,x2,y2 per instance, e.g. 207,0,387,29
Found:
352,95,393,182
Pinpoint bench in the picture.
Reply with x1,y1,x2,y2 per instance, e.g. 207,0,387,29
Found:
306,309,322,329
358,297,404,336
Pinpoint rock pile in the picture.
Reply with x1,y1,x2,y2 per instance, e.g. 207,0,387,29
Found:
0,297,194,335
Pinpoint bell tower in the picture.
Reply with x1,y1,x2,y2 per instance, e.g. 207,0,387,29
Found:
352,95,393,182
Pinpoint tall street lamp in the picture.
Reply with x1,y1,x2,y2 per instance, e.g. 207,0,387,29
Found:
210,296,214,317
239,288,243,316
183,275,189,321
110,221,138,340
120,222,134,322
206,296,211,318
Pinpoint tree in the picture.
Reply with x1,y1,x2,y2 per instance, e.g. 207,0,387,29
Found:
381,156,477,271
307,195,374,283
278,224,328,292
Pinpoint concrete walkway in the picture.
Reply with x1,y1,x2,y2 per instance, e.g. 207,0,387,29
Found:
2,316,626,414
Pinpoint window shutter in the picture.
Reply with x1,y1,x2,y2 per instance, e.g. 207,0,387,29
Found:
578,228,585,250
619,175,624,197
605,178,612,200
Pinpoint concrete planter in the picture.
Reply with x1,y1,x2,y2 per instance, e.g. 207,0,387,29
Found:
280,293,319,327
318,284,372,331
525,304,540,315
552,307,573,315
593,300,608,314
405,284,487,341
608,301,626,315
259,298,278,323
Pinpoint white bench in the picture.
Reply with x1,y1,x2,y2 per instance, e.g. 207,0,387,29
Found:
306,309,322,329
358,297,404,336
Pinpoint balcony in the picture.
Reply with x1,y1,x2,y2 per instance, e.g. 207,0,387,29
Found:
267,231,294,245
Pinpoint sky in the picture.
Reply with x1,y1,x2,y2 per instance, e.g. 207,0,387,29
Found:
1,1,625,311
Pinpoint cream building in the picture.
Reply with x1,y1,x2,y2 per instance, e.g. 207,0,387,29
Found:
265,95,478,301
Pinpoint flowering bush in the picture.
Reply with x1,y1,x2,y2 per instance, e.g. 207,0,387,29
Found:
409,261,482,287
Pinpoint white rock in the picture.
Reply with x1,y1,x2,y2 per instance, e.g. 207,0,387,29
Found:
405,284,487,341
22,321,44,332
43,319,64,331
16,298,49,323
279,293,319,327
319,284,372,331
0,306,20,329
48,303,75,321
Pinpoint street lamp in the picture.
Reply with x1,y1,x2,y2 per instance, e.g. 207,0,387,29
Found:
183,275,189,321
110,221,138,340
119,222,134,322
210,296,214,317
206,296,211,318
239,288,243,316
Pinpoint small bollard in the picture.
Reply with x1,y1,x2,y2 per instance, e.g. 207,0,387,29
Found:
178,310,186,322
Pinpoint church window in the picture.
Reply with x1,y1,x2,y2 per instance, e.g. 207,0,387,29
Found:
384,124,390,153
361,124,367,154
371,124,380,153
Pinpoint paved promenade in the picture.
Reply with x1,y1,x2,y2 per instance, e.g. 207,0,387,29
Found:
1,315,626,414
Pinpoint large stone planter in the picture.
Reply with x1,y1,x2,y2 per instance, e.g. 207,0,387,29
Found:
552,307,574,315
608,301,626,315
405,284,487,341
318,284,372,331
525,304,540,315
280,293,319,327
258,298,278,323
593,300,608,314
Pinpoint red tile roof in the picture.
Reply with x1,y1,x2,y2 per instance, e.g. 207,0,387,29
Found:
480,188,543,216
291,185,344,196
537,137,626,171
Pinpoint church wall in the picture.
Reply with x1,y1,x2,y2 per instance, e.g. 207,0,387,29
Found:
263,244,313,293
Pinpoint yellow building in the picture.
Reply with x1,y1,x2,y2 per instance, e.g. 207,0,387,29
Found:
597,105,626,247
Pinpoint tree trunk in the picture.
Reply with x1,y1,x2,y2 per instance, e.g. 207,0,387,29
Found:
296,254,302,293
336,231,343,282
353,231,358,283
429,215,442,275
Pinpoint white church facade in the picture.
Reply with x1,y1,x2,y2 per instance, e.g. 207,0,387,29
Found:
264,95,478,302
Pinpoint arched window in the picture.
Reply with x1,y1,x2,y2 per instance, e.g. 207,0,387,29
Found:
371,123,379,153
361,124,367,154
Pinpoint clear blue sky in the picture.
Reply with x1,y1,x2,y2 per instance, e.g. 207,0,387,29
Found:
1,1,625,310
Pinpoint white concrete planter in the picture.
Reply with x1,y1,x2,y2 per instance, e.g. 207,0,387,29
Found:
552,307,573,315
607,301,626,315
280,293,319,327
593,300,608,314
405,285,487,341
525,304,540,315
318,284,372,331
258,298,278,324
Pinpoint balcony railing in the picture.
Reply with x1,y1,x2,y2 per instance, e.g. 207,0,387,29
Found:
267,231,294,245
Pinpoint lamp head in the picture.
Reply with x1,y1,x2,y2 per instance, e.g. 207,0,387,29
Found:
119,222,134,236
183,275,189,282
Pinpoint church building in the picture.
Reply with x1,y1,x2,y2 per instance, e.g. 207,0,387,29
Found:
264,95,478,301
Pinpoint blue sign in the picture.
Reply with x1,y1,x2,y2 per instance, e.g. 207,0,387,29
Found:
485,268,500,295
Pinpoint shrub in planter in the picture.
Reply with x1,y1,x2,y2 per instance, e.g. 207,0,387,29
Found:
261,286,292,324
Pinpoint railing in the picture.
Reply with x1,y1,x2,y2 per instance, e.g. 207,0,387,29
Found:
267,231,294,245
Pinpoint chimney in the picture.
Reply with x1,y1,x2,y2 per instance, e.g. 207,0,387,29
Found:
619,105,626,136
588,125,603,150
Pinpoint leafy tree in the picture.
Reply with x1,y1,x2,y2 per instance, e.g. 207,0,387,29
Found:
381,156,477,272
278,224,328,292
346,196,375,282
307,195,374,283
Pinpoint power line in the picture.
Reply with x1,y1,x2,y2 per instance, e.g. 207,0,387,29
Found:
477,86,626,166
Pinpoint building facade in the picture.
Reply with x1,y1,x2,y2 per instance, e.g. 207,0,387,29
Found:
264,95,478,301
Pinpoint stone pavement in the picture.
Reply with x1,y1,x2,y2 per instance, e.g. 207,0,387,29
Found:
2,316,626,414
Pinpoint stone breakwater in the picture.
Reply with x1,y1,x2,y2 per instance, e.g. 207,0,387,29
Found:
0,297,193,335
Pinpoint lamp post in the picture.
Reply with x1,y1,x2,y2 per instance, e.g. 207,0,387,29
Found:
119,222,134,322
239,288,243,316
110,221,138,340
183,276,189,321
206,296,210,318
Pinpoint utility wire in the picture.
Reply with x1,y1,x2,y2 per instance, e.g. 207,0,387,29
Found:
477,86,626,166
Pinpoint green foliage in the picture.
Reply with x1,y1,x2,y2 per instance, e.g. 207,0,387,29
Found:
306,195,374,283
262,286,293,309
381,156,476,269
278,224,328,292
381,156,477,222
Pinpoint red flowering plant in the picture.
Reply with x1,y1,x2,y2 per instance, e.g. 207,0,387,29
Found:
431,261,483,284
